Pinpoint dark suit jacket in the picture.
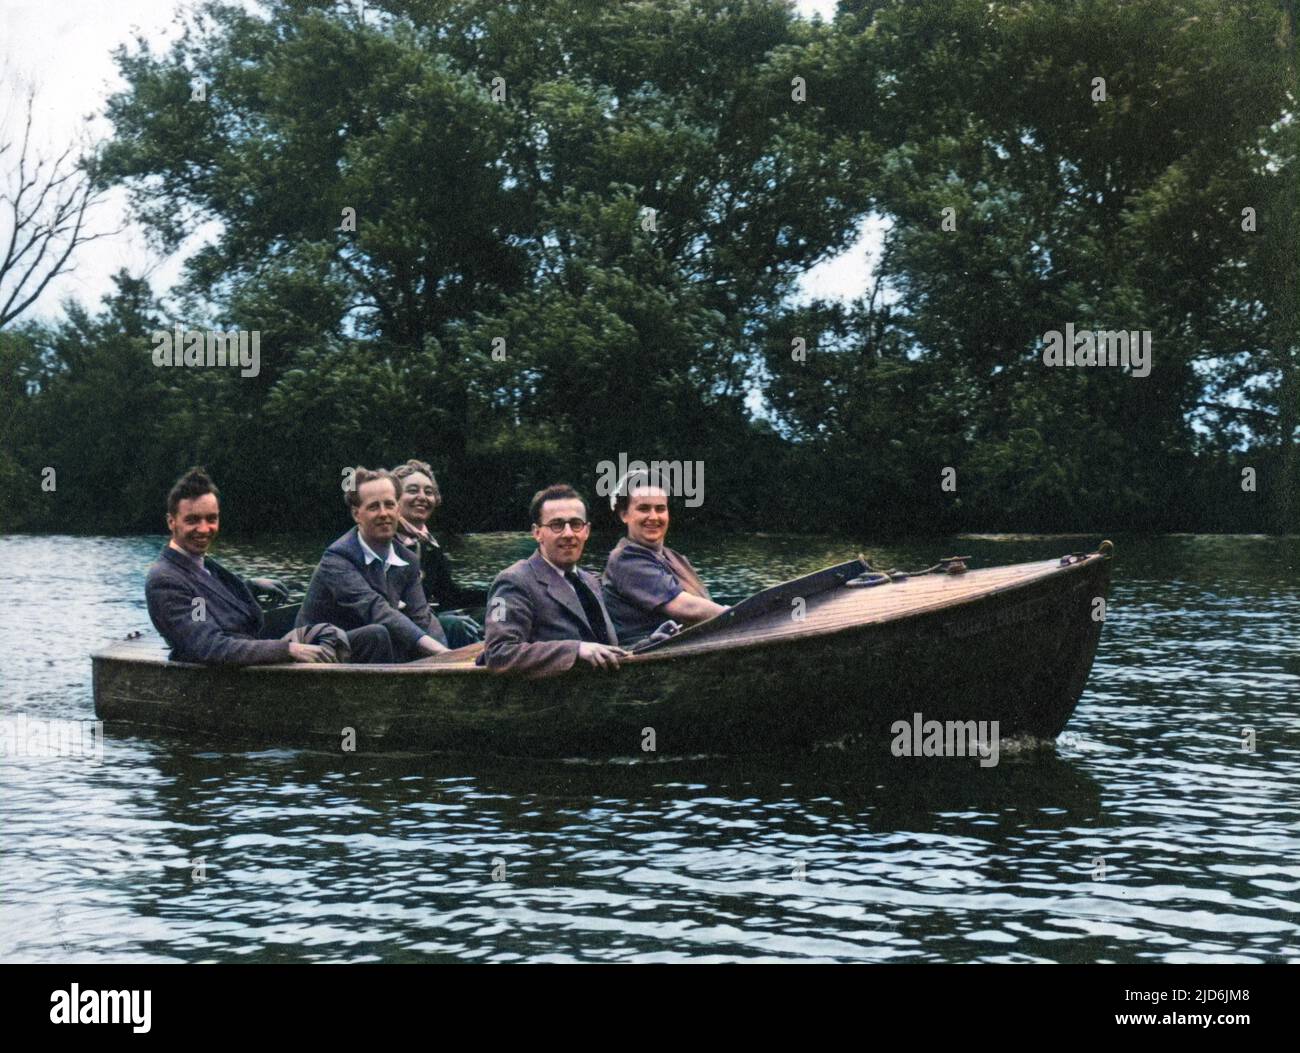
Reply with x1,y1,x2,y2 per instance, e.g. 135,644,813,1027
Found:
394,524,489,610
145,545,292,665
297,527,446,654
481,550,619,676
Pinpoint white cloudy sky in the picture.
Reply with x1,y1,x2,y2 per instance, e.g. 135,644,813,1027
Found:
1,0,875,324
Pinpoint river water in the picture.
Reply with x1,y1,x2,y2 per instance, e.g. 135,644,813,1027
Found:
1,532,1296,963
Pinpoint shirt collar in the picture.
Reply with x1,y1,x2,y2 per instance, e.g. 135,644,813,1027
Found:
168,541,209,575
539,551,577,580
357,532,408,569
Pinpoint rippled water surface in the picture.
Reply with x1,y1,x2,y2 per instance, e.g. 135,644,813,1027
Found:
1,532,1297,963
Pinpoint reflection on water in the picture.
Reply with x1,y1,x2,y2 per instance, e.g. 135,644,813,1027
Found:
0,532,1297,963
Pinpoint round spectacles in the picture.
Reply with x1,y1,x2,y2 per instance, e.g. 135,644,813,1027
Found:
541,518,589,534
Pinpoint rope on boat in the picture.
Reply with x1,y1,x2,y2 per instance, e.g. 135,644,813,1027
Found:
847,553,970,587
852,543,1109,587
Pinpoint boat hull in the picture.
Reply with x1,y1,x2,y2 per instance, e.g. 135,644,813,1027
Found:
92,552,1111,757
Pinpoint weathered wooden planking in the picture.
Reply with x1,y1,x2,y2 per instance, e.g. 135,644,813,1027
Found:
92,548,1113,755
646,557,1076,657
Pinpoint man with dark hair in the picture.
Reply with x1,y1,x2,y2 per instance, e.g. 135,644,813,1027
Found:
297,467,450,661
480,483,627,676
145,467,393,665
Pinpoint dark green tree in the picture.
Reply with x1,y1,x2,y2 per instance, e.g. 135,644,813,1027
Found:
765,0,1295,531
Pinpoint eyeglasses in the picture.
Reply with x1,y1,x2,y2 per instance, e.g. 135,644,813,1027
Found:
540,518,589,534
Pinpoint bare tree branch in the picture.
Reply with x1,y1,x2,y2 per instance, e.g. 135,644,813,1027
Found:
0,83,115,328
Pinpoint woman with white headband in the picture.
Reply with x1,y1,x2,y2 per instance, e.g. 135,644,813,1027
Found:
601,471,728,646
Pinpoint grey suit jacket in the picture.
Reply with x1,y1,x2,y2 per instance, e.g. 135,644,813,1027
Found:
481,550,619,676
145,545,292,665
297,527,447,655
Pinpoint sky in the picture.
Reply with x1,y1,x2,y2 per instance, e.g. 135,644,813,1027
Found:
0,0,873,325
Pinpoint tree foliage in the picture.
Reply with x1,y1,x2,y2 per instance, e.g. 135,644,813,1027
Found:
1,0,1293,535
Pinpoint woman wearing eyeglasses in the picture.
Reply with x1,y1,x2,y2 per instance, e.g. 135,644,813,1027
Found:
392,459,487,648
601,473,728,647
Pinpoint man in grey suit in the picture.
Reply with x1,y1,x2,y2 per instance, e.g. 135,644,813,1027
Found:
481,483,628,677
297,467,450,662
145,467,392,665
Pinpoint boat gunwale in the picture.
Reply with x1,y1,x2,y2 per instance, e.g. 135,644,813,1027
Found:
91,550,1111,676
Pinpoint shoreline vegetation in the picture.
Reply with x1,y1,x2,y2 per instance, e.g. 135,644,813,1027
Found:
0,0,1294,537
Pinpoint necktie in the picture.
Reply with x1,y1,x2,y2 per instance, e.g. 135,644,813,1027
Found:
372,558,394,602
564,570,612,645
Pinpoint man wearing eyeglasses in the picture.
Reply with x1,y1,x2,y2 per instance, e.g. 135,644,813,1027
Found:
481,483,628,676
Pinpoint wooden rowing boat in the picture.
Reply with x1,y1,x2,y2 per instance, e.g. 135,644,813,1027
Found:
92,543,1114,757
